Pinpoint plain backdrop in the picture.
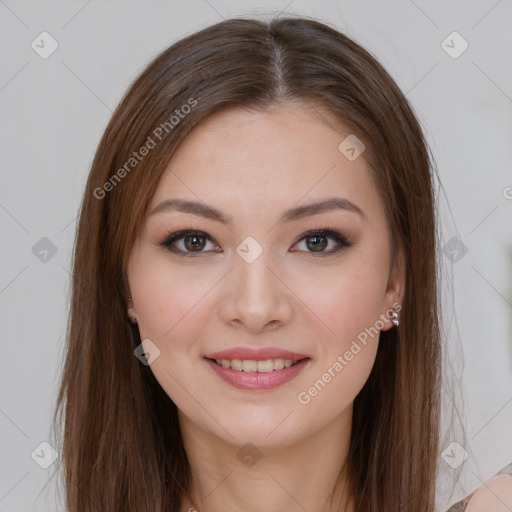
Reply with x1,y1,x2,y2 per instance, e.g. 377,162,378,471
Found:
0,1,511,511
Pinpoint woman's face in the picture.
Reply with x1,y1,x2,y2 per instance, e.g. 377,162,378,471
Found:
126,103,404,449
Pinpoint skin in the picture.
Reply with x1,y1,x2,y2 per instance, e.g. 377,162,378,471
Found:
465,475,512,511
126,102,406,512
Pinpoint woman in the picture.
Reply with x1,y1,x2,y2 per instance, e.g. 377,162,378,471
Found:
52,16,512,512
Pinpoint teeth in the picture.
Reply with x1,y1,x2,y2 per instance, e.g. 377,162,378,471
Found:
273,359,285,370
257,360,274,373
243,359,258,372
213,358,300,372
230,359,243,371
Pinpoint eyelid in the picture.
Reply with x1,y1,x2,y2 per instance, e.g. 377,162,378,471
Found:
157,227,352,257
292,228,350,247
158,228,220,255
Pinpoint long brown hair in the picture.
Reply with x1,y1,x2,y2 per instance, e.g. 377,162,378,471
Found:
51,15,446,511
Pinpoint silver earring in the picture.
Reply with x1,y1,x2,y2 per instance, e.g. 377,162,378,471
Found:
391,311,399,327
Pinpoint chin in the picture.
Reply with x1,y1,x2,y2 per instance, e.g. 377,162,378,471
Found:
202,403,311,450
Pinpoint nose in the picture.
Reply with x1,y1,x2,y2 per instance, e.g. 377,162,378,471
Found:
219,248,294,334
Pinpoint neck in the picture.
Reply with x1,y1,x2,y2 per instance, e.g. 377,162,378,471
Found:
179,407,355,512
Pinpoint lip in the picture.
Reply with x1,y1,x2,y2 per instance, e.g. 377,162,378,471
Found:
204,347,310,361
204,355,311,391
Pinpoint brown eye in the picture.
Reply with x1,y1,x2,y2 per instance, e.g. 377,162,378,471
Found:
183,234,207,252
305,234,328,252
159,228,351,258
291,229,352,256
159,230,219,256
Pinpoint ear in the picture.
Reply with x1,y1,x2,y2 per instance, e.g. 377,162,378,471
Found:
126,293,137,324
123,276,138,324
381,242,406,331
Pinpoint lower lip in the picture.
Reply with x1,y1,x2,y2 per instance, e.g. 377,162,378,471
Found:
205,358,310,390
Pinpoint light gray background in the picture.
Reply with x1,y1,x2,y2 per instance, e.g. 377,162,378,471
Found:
0,1,511,511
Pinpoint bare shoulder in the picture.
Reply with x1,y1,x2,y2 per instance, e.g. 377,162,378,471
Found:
465,474,512,511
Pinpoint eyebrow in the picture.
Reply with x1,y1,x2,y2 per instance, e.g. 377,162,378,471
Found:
150,197,367,225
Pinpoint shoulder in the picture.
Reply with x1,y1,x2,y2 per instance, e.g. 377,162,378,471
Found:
445,471,512,512
464,474,512,511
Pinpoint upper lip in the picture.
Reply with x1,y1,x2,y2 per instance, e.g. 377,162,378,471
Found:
204,347,310,361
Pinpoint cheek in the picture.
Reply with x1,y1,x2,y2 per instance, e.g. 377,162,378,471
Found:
294,263,387,418
296,255,389,344
128,255,212,346
137,283,211,350
290,247,389,396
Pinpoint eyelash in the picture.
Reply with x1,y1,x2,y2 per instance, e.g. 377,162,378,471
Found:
157,226,353,258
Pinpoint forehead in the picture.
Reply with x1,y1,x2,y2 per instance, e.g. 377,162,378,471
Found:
149,104,385,229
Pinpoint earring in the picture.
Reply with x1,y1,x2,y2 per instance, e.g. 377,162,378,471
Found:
391,311,399,327
127,297,137,324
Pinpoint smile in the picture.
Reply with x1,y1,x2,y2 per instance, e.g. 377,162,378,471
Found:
212,358,300,372
204,355,310,391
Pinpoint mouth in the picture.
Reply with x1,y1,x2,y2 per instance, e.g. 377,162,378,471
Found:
203,350,311,390
207,357,306,372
